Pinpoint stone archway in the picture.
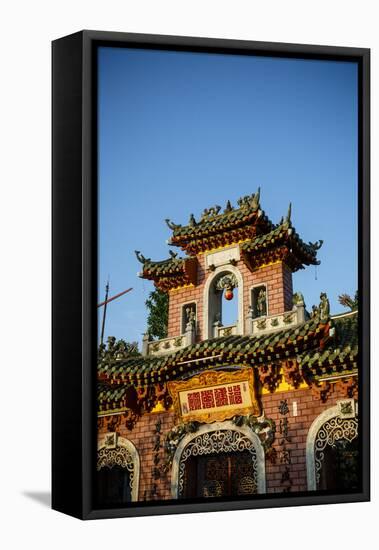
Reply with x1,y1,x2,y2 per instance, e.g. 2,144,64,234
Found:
171,421,266,498
306,401,358,491
97,434,140,502
203,265,244,339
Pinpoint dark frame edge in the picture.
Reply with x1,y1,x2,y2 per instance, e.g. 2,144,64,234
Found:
84,29,370,58
52,30,86,520
359,48,370,502
85,491,369,520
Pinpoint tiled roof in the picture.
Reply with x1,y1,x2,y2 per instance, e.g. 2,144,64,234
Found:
98,383,129,412
166,191,275,254
241,220,322,271
140,256,188,276
170,205,273,240
136,253,198,291
98,317,330,385
299,311,358,380
97,311,358,412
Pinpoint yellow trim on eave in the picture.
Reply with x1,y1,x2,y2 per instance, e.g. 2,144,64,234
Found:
262,378,309,394
150,401,174,413
169,283,195,293
255,259,282,270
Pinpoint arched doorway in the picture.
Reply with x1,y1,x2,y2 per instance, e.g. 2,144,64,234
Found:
97,434,140,505
306,401,358,491
171,421,266,499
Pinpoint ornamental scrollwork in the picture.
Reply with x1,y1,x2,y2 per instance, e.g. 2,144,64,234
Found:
232,414,276,452
256,318,267,330
177,430,258,496
164,421,201,468
97,446,135,490
314,416,358,486
283,312,295,324
165,414,275,474
173,336,184,347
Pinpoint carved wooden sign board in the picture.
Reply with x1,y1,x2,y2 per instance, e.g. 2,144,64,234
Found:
168,369,259,423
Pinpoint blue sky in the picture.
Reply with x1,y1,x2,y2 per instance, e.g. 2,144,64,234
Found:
98,46,358,345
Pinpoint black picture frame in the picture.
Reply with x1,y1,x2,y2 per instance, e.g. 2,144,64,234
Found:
52,30,370,520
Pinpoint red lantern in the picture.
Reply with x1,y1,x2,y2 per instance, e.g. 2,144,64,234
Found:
224,288,234,301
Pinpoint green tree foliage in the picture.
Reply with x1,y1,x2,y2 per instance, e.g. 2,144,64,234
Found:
338,290,358,311
145,289,169,339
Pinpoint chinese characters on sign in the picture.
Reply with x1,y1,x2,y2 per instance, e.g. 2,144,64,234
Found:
168,369,259,423
185,384,243,413
180,381,249,418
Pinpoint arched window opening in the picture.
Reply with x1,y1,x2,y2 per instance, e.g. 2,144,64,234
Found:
203,266,244,340
211,272,239,338
317,438,359,491
96,435,140,504
306,401,358,491
313,415,359,491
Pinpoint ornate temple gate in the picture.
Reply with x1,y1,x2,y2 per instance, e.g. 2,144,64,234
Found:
180,432,258,498
171,423,266,498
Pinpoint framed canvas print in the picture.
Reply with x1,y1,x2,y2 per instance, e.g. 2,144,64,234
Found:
52,31,370,519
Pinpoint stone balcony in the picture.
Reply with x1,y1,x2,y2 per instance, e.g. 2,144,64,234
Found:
216,324,238,338
247,302,307,336
142,320,196,357
143,300,308,357
144,334,187,357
